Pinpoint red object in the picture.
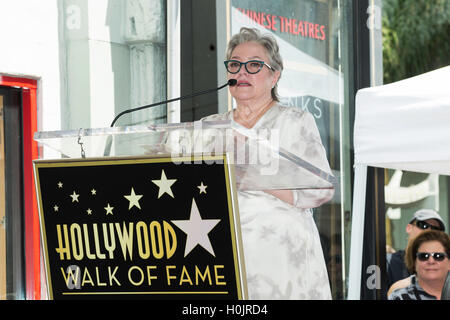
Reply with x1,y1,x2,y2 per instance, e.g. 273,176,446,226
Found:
0,75,40,300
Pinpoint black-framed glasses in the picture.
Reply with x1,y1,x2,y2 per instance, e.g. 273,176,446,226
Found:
416,252,448,262
224,60,274,74
415,220,443,231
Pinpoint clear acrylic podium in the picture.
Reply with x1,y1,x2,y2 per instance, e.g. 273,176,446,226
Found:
33,120,336,300
34,120,337,191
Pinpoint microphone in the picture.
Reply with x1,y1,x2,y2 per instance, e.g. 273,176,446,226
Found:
103,79,237,156
110,79,237,127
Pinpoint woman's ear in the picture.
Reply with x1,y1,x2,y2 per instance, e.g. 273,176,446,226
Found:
272,70,281,87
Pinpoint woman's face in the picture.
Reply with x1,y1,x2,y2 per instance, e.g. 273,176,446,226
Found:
227,41,280,104
415,240,450,283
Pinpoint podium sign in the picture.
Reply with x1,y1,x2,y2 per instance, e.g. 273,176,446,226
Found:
34,154,247,300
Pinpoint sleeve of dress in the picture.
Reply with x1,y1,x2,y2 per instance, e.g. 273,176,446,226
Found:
282,111,335,209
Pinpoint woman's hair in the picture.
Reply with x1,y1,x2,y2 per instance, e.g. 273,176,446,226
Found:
226,27,283,101
405,230,450,274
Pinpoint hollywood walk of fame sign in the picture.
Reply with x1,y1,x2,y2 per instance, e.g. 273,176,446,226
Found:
33,154,247,300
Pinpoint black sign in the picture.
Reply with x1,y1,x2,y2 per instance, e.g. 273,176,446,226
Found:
34,155,246,300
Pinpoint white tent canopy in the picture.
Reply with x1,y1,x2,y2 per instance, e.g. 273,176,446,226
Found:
354,66,450,174
348,66,450,299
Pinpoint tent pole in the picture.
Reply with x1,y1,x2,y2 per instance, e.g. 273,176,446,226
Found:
347,164,368,299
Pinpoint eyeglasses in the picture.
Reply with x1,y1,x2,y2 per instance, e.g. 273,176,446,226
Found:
224,60,274,74
416,252,448,262
415,220,443,231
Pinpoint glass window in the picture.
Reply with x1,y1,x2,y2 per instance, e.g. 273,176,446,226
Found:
58,0,167,129
227,0,355,299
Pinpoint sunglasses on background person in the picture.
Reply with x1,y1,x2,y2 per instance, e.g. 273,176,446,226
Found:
416,252,448,262
414,220,444,231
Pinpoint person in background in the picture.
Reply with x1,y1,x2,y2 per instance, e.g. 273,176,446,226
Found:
202,27,334,299
386,209,446,290
388,230,450,300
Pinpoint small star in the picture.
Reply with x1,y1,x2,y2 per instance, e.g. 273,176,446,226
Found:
104,203,114,215
57,182,63,188
70,191,80,202
152,170,177,198
86,208,92,215
53,205,59,212
91,189,97,195
197,182,207,194
124,187,143,210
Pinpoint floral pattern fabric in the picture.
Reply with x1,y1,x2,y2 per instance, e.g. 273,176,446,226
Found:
201,104,334,300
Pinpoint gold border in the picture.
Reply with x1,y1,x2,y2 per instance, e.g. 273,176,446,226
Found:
33,162,53,299
224,153,248,300
62,291,229,295
34,153,246,299
223,153,248,299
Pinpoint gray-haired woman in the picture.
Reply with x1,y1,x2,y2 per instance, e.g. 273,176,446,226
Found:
203,27,335,299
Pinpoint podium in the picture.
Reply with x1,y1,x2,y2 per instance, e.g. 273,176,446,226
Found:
33,120,336,300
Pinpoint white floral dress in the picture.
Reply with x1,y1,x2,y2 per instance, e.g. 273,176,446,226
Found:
201,104,334,300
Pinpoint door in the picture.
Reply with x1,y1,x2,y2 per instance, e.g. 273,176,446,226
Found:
0,94,5,299
0,77,39,300
0,86,25,299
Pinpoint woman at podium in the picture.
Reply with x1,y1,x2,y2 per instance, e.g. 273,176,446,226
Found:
202,27,335,299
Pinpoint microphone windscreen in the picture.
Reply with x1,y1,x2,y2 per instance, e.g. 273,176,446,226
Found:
228,79,237,86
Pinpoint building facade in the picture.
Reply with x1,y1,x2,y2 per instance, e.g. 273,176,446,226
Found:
4,0,443,301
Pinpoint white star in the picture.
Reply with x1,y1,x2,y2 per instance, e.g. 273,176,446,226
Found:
70,191,80,202
152,170,177,198
57,182,63,188
171,198,220,257
91,189,97,195
197,182,207,194
86,208,92,215
124,187,143,210
53,205,59,212
104,203,114,215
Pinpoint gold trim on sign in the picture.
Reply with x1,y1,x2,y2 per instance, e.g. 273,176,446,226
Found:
34,153,246,299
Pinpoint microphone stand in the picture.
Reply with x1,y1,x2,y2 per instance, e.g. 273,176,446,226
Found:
103,79,236,156
110,79,236,127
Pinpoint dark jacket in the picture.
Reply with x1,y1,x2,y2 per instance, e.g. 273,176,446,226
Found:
386,250,410,289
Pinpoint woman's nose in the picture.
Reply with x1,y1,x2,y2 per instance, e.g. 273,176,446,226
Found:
237,64,249,75
427,257,437,264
